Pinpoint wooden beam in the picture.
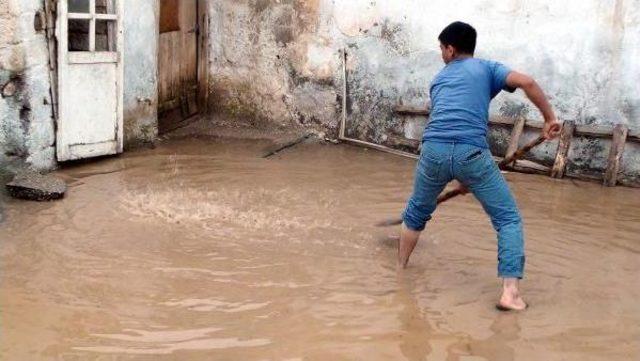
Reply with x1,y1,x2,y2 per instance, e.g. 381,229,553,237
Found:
340,137,419,160
489,116,515,126
603,124,629,187
386,134,420,150
44,0,58,120
505,116,526,167
393,106,429,116
575,124,614,138
197,0,210,114
551,120,575,178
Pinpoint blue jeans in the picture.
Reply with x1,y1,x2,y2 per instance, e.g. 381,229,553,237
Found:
402,140,525,278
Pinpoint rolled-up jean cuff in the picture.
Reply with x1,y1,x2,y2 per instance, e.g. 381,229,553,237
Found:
402,212,426,232
498,272,523,279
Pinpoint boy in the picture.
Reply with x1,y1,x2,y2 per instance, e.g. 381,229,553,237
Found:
398,21,560,311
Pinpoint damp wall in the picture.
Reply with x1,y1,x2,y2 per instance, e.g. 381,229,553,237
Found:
122,0,159,147
0,0,159,172
0,0,56,171
207,0,640,184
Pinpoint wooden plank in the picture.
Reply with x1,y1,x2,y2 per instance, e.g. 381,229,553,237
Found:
386,134,420,150
88,0,96,51
158,33,168,105
524,121,544,129
505,116,526,166
489,116,515,126
341,137,419,160
575,124,614,138
197,0,209,114
393,105,430,116
339,49,347,139
551,120,575,178
181,0,198,91
116,0,124,153
160,0,181,33
68,52,117,64
603,124,629,187
44,0,58,120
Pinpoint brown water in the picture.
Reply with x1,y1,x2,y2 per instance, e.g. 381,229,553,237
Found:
1,135,639,361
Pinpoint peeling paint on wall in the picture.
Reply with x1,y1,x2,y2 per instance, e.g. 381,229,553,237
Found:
207,0,640,183
1,0,160,172
123,0,159,147
0,0,56,171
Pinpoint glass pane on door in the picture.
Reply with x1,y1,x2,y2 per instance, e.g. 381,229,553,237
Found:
68,19,91,51
68,0,90,13
95,20,117,52
95,0,116,14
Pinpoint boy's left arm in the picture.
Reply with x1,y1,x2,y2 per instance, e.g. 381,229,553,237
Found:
506,72,561,140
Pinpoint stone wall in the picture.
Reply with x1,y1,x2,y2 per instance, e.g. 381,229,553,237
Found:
206,0,640,184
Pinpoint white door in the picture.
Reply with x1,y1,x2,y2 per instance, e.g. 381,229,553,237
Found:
56,0,124,161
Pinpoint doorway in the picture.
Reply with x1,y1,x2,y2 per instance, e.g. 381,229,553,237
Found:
56,0,124,161
157,0,206,134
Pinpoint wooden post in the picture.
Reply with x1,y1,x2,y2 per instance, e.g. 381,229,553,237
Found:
603,124,629,187
551,120,575,178
505,116,526,167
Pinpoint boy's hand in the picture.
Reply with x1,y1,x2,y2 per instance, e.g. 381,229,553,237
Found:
543,120,561,140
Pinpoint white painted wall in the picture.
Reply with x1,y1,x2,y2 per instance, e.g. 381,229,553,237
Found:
123,0,159,146
208,0,640,181
329,0,639,125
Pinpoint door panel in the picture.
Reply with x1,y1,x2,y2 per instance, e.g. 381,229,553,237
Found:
56,0,123,161
158,0,199,134
65,64,117,144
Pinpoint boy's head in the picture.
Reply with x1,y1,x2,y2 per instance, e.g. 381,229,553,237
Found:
438,21,477,63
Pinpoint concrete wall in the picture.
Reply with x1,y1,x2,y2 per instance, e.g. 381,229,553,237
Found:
0,0,159,172
123,0,159,147
207,0,640,183
0,0,56,171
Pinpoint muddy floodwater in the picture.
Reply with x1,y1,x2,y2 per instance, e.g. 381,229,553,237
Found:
1,134,639,361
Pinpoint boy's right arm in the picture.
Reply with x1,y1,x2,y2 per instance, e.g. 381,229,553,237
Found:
506,71,560,139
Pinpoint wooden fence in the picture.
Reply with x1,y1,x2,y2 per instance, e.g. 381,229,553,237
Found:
393,106,639,187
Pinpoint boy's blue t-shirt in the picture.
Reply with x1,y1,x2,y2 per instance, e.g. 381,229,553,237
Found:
423,58,515,148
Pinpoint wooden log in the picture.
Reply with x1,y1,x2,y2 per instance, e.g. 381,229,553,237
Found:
551,120,575,178
505,116,526,167
603,124,629,187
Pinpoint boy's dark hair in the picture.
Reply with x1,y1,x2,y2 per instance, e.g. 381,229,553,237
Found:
438,21,477,55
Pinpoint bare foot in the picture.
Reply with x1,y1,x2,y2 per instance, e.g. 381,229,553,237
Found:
497,278,528,311
496,294,528,311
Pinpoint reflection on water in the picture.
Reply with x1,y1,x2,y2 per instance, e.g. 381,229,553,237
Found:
1,135,638,360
